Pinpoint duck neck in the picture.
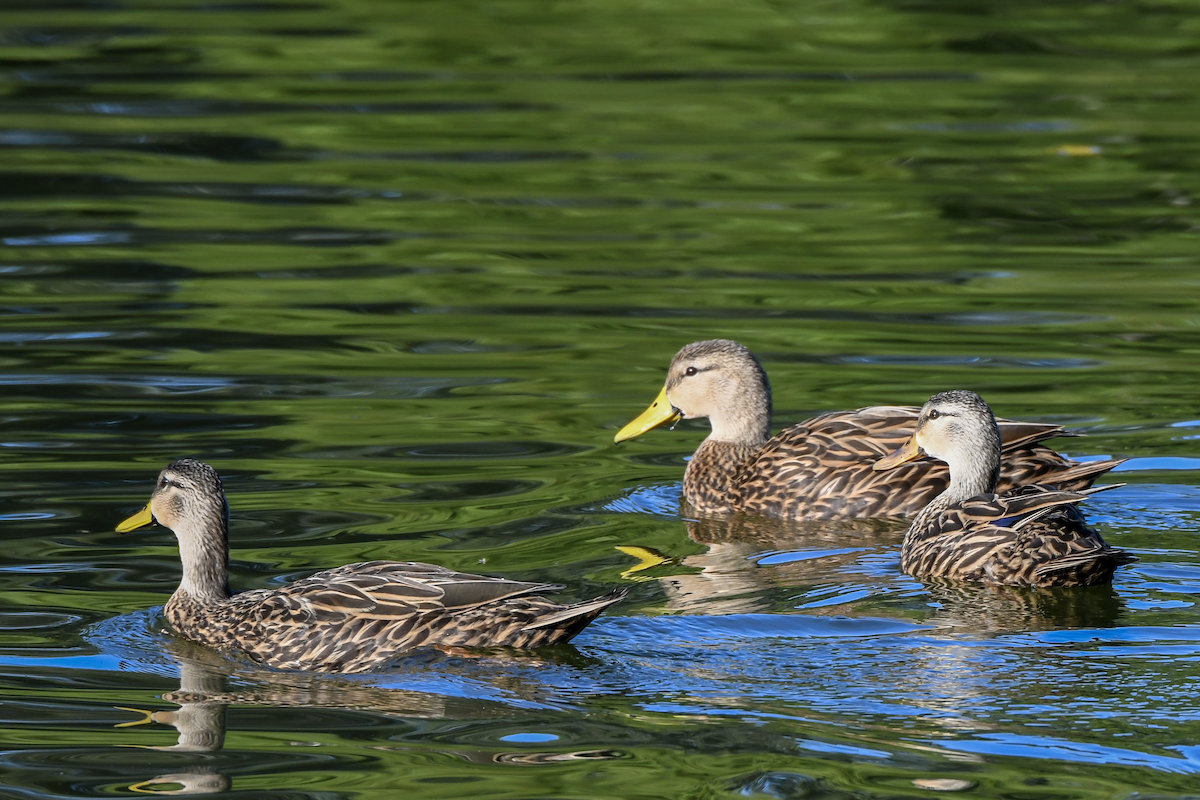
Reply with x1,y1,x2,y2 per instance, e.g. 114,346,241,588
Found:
705,372,771,448
708,411,771,447
173,504,231,603
945,441,993,503
946,457,998,504
936,431,1001,506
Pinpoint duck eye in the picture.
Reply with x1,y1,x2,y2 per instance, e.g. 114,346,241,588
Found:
685,366,697,377
928,409,941,420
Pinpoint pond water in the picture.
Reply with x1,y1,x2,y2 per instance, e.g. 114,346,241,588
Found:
3,0,1200,797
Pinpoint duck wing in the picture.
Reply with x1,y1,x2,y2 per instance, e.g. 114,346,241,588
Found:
728,407,935,519
223,562,616,671
304,561,562,609
729,406,1121,520
906,486,1134,587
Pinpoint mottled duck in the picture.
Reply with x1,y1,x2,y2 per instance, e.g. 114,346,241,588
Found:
873,389,1134,586
117,459,624,671
615,339,1122,519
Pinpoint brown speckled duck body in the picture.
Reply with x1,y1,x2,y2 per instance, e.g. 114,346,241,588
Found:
118,460,624,672
615,340,1123,520
874,390,1135,587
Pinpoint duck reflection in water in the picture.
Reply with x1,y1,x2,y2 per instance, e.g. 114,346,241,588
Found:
920,579,1123,633
117,643,621,795
621,514,905,616
118,654,230,794
619,513,1123,634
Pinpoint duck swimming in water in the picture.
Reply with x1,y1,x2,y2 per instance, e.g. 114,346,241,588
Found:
873,389,1134,586
117,459,625,672
615,340,1122,519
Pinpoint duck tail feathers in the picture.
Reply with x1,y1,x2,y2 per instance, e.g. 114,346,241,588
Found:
521,588,628,631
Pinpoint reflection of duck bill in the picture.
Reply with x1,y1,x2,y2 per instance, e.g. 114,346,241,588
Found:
129,771,231,795
616,545,675,578
114,706,156,728
116,702,228,752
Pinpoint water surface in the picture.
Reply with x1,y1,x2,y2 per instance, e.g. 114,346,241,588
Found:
2,0,1200,798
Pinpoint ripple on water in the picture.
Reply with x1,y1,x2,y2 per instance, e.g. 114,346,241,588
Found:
0,372,506,400
1012,625,1200,647
395,441,586,461
933,733,1200,774
756,547,871,566
591,613,927,646
0,611,82,630
1085,483,1200,528
0,128,294,160
825,354,1102,368
384,479,543,504
600,484,682,517
1114,458,1200,473
9,99,550,117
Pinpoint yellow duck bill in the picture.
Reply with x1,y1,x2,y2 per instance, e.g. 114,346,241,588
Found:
116,504,155,533
873,435,923,471
614,386,683,443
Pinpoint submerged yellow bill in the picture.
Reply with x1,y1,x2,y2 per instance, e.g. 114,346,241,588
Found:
614,386,682,443
116,503,155,533
873,436,923,471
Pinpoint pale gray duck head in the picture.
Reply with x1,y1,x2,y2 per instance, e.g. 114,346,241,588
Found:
615,339,772,446
117,458,232,601
874,389,1002,502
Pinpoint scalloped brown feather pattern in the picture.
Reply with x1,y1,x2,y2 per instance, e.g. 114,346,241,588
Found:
164,561,626,672
681,406,1123,520
900,486,1136,587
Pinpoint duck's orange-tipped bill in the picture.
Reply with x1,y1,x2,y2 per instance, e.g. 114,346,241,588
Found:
117,503,155,533
614,386,682,443
873,436,922,471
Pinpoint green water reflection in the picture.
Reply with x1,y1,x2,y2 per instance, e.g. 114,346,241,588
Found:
2,0,1200,797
